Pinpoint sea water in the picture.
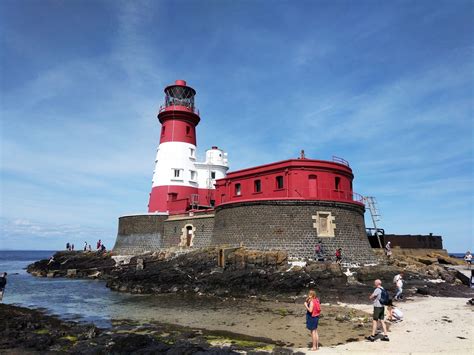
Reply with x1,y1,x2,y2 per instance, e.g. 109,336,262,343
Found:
0,250,154,327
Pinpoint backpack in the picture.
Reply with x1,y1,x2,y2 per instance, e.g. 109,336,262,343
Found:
379,287,390,306
311,298,321,317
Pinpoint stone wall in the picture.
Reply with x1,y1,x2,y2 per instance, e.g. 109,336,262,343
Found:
162,214,215,249
212,200,377,265
113,214,168,254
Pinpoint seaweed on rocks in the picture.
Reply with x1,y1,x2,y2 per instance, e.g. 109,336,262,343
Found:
0,304,287,354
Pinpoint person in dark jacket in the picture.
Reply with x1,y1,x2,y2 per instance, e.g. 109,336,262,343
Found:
0,272,7,302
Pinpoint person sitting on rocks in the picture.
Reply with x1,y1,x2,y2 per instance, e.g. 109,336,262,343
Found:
387,300,403,322
47,256,55,265
0,272,7,302
335,248,342,264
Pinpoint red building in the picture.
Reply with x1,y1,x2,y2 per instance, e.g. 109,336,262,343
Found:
214,157,364,207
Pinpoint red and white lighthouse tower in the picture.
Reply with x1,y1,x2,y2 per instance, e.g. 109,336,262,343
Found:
148,80,228,214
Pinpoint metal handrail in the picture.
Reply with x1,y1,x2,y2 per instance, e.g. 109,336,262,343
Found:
332,156,350,167
159,104,200,115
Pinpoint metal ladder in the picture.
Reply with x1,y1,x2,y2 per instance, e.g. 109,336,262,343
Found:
364,196,383,248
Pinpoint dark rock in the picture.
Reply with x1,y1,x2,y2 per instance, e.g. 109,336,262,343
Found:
416,287,430,295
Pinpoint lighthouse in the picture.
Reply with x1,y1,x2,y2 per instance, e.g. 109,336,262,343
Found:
148,80,229,214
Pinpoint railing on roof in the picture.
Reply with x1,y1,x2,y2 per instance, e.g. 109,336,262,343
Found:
159,104,200,116
332,156,350,167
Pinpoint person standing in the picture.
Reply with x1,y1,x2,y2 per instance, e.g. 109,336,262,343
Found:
367,279,390,342
385,241,392,258
83,241,88,251
393,273,404,300
97,239,102,250
335,248,342,264
0,273,7,302
304,289,321,351
315,241,324,261
464,251,472,270
66,242,70,251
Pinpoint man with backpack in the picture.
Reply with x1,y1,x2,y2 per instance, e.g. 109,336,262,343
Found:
367,279,390,342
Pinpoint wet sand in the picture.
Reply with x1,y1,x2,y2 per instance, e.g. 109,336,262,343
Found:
116,294,372,348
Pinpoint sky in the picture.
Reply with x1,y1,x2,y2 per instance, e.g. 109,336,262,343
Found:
0,0,472,252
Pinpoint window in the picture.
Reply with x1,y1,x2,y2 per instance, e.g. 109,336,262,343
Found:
350,181,353,191
335,177,341,190
235,183,241,196
161,126,166,136
190,170,197,181
172,169,181,179
211,171,216,179
190,148,195,158
186,126,191,135
254,179,261,193
276,176,284,189
319,214,329,233
312,211,336,237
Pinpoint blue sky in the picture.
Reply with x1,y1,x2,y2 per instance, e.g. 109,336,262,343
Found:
1,0,472,252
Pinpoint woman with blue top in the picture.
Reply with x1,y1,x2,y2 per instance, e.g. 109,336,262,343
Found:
304,289,321,351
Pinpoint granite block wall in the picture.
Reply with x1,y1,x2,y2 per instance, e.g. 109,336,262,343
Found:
113,214,167,254
162,215,215,248
212,200,377,265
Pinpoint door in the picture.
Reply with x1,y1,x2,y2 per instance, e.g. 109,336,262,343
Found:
308,175,318,198
186,226,193,246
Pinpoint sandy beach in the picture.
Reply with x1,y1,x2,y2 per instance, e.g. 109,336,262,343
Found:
295,296,474,354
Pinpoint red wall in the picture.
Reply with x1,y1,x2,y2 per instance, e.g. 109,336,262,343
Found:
149,185,215,213
214,159,362,206
158,106,199,145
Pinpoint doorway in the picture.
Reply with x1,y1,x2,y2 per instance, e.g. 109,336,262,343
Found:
308,175,318,197
186,226,193,247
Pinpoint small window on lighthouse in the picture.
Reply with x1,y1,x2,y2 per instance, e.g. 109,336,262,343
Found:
161,126,166,136
186,125,191,135
190,170,197,181
276,176,284,189
235,183,241,196
335,177,341,190
254,180,261,193
173,169,181,178
190,148,195,158
211,171,216,179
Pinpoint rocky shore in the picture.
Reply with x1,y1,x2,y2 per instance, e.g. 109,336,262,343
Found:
16,248,474,353
0,303,294,354
27,248,472,302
